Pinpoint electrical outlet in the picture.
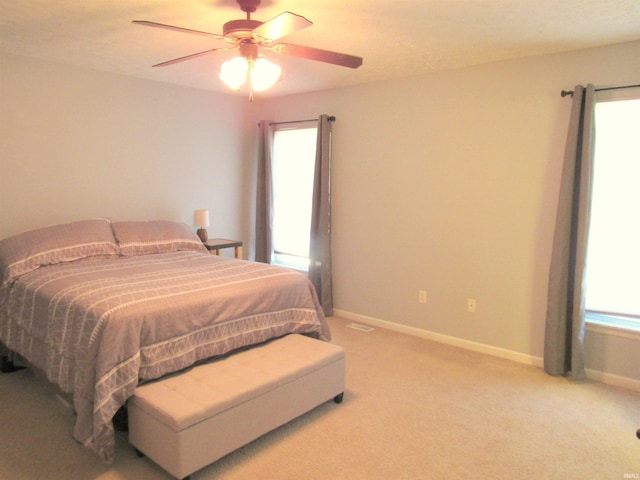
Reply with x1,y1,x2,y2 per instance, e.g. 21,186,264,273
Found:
467,298,476,313
418,290,427,304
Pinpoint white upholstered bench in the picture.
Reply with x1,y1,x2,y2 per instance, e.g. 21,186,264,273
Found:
128,334,345,480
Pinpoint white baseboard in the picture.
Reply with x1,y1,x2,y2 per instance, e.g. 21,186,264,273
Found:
332,309,640,392
584,368,640,392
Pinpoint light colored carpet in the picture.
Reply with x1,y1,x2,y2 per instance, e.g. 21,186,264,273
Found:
1,316,639,479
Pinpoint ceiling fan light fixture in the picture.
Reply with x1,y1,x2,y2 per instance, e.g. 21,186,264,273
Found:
219,55,281,93
219,56,248,90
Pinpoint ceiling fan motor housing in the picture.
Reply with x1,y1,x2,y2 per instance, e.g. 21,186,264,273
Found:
223,19,263,40
238,0,261,14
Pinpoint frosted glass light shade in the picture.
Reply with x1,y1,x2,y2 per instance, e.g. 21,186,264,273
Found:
251,58,282,91
219,57,248,90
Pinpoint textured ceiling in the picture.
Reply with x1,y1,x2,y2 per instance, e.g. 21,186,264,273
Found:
1,0,640,98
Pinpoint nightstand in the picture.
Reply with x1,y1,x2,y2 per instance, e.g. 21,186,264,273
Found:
204,238,243,259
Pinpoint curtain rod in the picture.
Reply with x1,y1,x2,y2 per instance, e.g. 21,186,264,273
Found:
271,116,336,126
261,116,336,127
560,84,640,98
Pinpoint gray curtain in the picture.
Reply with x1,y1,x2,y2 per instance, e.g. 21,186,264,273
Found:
308,115,334,316
255,120,274,263
544,84,596,380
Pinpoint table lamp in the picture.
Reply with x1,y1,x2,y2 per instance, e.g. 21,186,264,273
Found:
194,209,210,242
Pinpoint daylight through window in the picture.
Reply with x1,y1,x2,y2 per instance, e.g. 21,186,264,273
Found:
271,125,317,270
585,96,640,323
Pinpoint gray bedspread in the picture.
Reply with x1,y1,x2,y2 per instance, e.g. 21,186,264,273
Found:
0,252,329,462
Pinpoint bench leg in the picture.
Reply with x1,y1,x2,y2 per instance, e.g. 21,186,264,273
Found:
334,392,344,404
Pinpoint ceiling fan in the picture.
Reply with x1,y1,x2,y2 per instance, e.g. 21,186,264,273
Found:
133,0,363,96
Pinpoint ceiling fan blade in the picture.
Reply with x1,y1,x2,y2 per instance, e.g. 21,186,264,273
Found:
132,20,223,40
152,48,230,67
252,12,313,42
272,43,363,69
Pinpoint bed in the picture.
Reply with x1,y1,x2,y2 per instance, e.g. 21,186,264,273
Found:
0,218,329,463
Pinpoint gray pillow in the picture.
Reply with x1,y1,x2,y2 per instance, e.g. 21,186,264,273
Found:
111,220,207,256
0,218,120,285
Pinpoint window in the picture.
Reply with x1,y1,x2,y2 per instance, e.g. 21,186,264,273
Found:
585,94,640,327
271,124,318,270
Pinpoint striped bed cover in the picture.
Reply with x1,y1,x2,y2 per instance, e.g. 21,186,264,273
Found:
0,251,329,462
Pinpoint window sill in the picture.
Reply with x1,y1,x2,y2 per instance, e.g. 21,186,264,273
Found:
271,259,308,274
272,254,309,273
586,312,640,341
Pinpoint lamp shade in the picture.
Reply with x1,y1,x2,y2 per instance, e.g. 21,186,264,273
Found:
194,209,210,228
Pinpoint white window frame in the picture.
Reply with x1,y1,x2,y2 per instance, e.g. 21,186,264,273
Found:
585,87,640,340
271,121,318,271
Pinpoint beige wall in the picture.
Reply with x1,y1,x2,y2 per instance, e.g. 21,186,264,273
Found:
0,52,254,243
2,40,640,386
253,40,640,385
